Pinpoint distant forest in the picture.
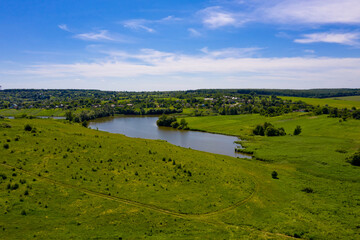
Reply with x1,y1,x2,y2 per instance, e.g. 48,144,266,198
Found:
1,88,359,122
1,88,359,99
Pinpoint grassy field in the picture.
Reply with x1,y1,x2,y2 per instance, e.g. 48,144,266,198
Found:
1,117,360,239
330,96,360,102
0,109,67,117
280,96,360,109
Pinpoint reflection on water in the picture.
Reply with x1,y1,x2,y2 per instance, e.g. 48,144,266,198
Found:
89,116,252,158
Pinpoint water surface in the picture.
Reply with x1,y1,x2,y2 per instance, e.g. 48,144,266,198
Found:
89,116,251,158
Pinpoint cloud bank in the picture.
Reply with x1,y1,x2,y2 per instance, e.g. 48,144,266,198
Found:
3,48,358,90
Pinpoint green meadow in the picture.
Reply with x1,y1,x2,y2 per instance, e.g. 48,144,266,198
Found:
279,96,360,109
1,115,360,239
330,95,360,102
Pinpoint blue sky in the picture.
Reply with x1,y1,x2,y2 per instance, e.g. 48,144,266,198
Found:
1,0,360,90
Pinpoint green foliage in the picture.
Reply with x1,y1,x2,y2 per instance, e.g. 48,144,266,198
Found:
253,125,265,136
82,120,88,128
271,171,278,179
65,110,73,121
253,122,286,137
294,125,302,135
302,187,314,193
156,115,177,127
0,123,11,128
348,151,360,166
24,124,32,131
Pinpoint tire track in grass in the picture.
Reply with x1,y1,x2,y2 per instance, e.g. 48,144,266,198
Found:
0,163,301,239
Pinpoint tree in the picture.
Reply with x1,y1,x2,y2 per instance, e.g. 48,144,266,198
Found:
65,110,73,121
294,125,302,135
265,126,279,136
253,125,264,136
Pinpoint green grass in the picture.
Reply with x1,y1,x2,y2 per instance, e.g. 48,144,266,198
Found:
1,117,360,239
330,95,360,102
0,108,66,117
0,108,88,117
280,96,360,109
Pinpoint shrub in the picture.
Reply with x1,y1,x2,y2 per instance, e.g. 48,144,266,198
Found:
82,120,88,128
21,210,26,216
0,123,11,128
3,143,9,149
294,125,302,135
170,121,179,129
11,183,19,190
24,124,32,131
302,187,314,193
271,171,278,179
253,125,265,136
265,126,279,136
349,152,360,166
253,122,286,136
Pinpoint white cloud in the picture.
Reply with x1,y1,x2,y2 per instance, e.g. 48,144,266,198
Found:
295,32,360,46
200,47,262,58
123,19,155,33
188,28,202,37
5,48,359,90
74,30,114,41
122,16,181,33
304,49,315,54
264,0,360,25
58,24,70,32
199,6,247,28
199,0,360,29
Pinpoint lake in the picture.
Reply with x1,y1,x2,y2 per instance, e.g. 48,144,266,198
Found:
89,116,251,158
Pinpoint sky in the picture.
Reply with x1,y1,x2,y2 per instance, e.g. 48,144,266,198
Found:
0,0,360,91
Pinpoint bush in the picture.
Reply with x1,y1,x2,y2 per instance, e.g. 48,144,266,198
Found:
21,210,26,216
302,187,314,193
349,152,360,166
0,123,11,128
265,126,279,136
82,120,89,128
253,122,286,136
253,125,264,136
271,171,278,179
3,143,9,149
294,125,302,135
24,124,32,131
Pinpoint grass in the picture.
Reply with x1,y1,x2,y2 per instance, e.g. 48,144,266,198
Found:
329,95,360,102
280,96,360,109
0,108,88,117
1,116,360,239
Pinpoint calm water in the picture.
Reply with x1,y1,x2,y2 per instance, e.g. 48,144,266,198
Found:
89,116,251,158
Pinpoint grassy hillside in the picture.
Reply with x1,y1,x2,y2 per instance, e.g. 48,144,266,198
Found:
330,95,360,101
1,117,360,239
280,96,360,109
